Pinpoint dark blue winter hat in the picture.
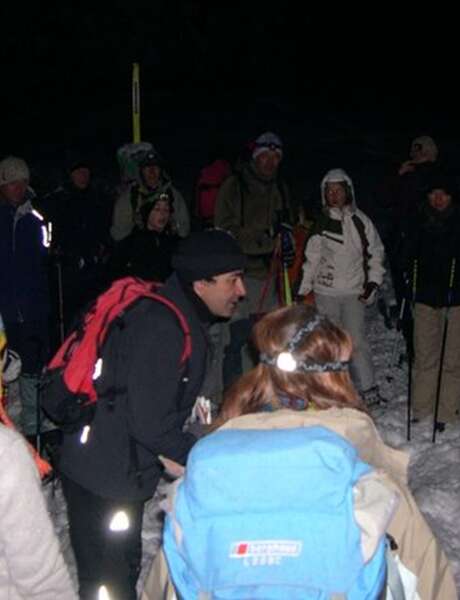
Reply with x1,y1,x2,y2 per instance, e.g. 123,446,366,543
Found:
172,229,246,282
139,149,163,169
252,132,283,159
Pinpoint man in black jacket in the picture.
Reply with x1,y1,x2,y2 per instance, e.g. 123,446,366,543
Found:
58,229,246,600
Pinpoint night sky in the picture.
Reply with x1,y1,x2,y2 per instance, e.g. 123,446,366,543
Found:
1,3,458,181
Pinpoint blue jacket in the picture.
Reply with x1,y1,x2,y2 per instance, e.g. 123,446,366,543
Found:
0,195,50,324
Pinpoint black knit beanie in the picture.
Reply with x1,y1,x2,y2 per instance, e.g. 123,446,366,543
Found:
172,229,246,282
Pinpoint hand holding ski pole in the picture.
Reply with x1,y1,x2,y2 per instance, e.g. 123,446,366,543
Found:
432,257,456,443
279,223,296,268
358,282,379,305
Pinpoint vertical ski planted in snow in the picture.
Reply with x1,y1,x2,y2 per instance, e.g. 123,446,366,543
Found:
132,62,141,143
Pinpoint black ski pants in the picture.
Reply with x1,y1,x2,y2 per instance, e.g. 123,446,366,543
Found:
60,474,145,600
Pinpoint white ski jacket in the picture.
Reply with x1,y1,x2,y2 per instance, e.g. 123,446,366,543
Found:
0,425,77,599
299,169,385,297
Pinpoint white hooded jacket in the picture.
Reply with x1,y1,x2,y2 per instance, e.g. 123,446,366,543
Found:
299,169,385,297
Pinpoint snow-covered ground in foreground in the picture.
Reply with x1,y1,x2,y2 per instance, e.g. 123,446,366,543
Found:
30,301,460,596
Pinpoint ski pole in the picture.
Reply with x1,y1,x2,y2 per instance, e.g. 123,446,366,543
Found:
279,227,293,306
407,258,417,442
432,257,456,443
132,62,141,143
283,264,292,306
56,260,65,344
389,297,406,371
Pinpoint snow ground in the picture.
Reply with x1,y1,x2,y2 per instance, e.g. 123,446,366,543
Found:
9,301,459,597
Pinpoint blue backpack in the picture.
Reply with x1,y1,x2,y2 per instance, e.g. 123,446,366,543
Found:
163,426,390,600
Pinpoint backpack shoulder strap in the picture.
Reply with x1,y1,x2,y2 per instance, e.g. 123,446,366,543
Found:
143,291,192,365
96,277,192,365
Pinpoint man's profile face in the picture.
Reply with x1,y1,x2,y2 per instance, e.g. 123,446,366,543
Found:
254,150,282,179
0,180,28,207
193,271,246,318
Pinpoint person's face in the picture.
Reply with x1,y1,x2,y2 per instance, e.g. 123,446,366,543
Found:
428,188,452,212
410,142,426,163
0,180,28,206
325,182,348,209
147,199,171,232
70,167,91,190
141,164,161,188
254,150,282,179
193,271,246,318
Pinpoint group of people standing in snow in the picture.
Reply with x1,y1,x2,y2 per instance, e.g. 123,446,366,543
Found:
0,130,459,598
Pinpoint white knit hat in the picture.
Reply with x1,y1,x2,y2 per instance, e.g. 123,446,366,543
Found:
411,136,438,162
0,156,30,186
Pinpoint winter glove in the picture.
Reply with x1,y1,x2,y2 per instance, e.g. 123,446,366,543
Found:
295,291,316,306
279,223,296,267
359,282,379,306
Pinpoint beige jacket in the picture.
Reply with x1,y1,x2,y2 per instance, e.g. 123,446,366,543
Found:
142,408,457,600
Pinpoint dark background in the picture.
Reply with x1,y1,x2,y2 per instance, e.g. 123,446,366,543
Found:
1,2,458,206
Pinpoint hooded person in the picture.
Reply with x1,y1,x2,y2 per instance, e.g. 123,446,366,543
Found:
57,228,246,600
298,168,386,407
402,170,460,429
404,135,439,171
108,189,179,282
110,147,190,242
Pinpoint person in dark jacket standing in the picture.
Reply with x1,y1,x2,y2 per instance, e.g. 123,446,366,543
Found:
58,229,246,600
376,135,440,308
214,132,296,387
402,172,460,429
0,156,51,443
109,190,179,282
41,158,113,346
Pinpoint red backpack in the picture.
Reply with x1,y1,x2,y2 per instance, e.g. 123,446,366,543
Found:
40,277,191,432
195,159,232,224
